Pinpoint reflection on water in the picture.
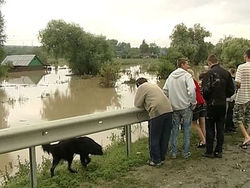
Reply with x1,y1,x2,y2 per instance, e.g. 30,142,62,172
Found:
5,70,45,85
0,90,8,129
41,77,121,120
0,65,157,180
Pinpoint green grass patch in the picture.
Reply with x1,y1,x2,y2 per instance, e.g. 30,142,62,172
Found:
114,58,151,65
1,128,243,188
1,138,149,188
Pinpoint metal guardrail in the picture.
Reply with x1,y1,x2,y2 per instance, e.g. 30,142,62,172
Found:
0,107,149,188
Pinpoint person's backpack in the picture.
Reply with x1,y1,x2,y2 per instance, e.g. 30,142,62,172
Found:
202,72,220,101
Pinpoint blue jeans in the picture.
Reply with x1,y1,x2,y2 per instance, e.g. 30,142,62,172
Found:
171,107,192,157
148,112,173,163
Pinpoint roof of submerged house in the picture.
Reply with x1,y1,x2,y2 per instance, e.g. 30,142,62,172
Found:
1,55,42,66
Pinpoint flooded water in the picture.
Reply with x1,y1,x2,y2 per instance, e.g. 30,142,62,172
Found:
0,65,159,179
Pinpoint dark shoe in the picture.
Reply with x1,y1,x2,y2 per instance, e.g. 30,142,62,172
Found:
240,143,248,149
214,152,222,158
147,160,162,167
202,152,214,158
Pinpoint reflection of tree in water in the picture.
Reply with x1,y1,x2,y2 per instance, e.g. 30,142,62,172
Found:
41,77,121,121
0,89,9,129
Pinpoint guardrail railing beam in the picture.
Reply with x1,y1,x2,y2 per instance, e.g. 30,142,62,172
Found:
0,108,149,188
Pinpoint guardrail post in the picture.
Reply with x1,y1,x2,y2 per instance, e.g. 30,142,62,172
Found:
29,147,37,188
125,124,132,157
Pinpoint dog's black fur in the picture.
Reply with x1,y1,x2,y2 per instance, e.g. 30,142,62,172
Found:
42,136,103,177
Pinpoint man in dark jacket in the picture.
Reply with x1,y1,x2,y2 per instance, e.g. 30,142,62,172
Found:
202,55,235,158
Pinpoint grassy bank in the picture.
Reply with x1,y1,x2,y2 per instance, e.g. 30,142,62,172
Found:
1,129,243,188
1,136,149,188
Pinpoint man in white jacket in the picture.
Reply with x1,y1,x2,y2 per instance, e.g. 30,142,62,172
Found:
163,58,196,158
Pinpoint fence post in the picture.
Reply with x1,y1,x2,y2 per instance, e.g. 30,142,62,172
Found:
125,124,132,157
29,147,37,188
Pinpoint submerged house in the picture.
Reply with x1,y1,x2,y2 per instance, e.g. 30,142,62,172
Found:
0,54,45,71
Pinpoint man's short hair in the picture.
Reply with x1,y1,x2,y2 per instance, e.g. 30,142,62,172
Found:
229,68,236,77
207,54,218,64
136,77,148,88
177,58,188,68
245,49,250,58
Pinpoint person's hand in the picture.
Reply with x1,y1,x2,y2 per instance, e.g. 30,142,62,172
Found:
190,104,196,110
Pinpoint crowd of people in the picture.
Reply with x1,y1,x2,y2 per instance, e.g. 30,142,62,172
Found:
134,49,250,166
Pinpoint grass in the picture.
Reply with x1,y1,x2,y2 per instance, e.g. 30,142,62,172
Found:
114,58,158,65
115,58,160,72
1,136,149,188
1,128,243,188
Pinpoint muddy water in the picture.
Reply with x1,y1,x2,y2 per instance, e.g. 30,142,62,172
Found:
0,65,158,179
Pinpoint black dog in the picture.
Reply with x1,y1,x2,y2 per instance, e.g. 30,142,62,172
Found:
42,136,103,177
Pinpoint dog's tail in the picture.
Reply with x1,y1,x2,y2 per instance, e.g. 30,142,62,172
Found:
42,144,52,154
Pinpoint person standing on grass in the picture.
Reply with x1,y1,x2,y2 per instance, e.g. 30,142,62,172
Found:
163,58,196,159
225,68,237,133
187,69,206,148
201,55,235,158
233,50,250,149
134,77,173,166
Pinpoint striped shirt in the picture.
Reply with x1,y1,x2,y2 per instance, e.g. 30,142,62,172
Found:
235,62,250,104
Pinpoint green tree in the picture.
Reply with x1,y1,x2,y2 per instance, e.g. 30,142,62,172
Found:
117,42,131,58
139,39,149,57
157,47,182,79
213,36,250,68
0,0,6,61
128,47,140,58
160,47,182,65
149,43,160,58
0,0,7,78
170,23,211,65
39,20,114,75
107,39,118,57
108,39,118,48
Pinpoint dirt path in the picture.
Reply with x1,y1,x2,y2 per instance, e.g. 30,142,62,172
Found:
124,144,250,188
81,134,250,188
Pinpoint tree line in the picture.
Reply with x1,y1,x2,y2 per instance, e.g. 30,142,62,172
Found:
157,23,250,78
108,39,167,59
0,6,250,79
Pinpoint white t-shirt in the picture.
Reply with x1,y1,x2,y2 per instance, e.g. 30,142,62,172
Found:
235,62,250,104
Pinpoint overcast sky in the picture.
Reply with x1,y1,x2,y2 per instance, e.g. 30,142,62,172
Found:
2,0,250,47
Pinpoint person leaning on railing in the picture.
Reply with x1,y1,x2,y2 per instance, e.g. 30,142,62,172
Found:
134,77,173,167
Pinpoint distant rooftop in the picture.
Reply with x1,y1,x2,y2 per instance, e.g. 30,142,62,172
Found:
1,55,37,66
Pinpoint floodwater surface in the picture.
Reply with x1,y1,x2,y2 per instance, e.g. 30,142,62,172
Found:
0,65,158,179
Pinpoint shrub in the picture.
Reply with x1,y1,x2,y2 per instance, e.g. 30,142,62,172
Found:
0,65,10,78
99,61,120,87
157,60,175,79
